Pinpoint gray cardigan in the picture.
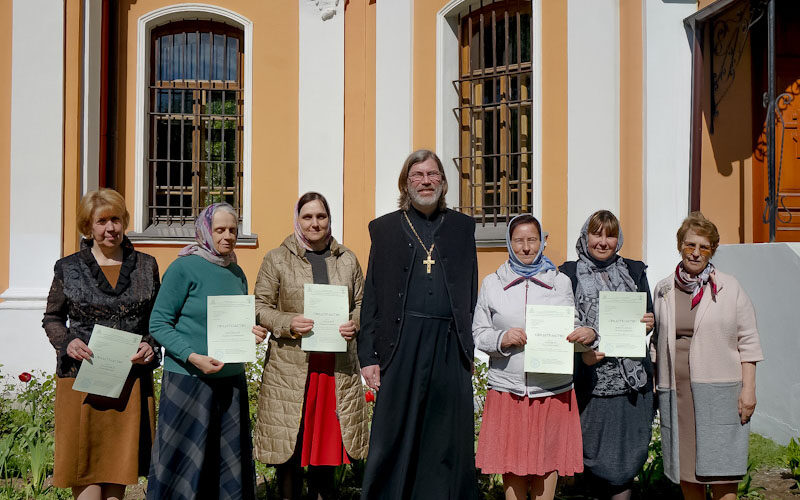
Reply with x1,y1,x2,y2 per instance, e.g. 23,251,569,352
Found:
472,262,586,398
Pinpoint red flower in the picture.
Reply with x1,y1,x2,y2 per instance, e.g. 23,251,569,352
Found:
365,390,375,403
18,372,32,383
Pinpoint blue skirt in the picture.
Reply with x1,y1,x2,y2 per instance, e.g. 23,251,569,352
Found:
147,371,256,500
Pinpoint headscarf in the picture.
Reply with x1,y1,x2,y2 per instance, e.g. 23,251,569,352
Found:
574,215,646,391
293,195,332,252
178,203,237,267
674,261,717,309
506,214,556,278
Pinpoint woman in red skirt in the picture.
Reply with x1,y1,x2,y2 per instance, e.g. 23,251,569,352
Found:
252,192,369,499
473,214,597,500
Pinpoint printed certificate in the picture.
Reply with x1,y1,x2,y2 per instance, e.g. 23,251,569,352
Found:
72,325,142,398
301,284,348,353
207,295,256,363
598,291,647,358
524,304,575,374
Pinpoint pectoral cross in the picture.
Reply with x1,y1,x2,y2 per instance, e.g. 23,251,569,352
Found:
423,254,436,274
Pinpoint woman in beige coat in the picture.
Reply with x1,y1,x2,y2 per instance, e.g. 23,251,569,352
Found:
254,192,369,500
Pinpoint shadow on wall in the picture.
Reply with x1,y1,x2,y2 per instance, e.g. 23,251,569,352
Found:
711,242,800,446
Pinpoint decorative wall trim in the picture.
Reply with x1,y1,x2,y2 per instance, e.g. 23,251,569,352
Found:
308,0,339,21
134,4,254,235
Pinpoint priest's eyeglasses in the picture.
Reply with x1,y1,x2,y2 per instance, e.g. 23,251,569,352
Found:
408,171,442,183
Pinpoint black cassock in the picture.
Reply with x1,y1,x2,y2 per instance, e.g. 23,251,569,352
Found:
360,208,476,500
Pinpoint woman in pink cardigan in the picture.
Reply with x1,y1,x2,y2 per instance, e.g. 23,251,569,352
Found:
652,212,763,500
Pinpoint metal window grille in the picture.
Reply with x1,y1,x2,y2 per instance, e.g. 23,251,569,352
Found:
455,1,533,230
148,21,243,227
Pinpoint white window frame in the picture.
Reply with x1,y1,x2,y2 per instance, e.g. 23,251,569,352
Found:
133,4,254,240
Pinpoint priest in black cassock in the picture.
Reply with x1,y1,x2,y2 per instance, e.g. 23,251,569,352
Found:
358,149,478,500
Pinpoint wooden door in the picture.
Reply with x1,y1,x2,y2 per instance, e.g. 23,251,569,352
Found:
753,5,800,242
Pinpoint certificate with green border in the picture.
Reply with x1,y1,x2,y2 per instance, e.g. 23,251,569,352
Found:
72,325,142,398
524,304,575,374
598,291,647,358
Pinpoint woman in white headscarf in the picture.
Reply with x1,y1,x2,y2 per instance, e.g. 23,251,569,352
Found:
559,210,655,500
473,214,596,500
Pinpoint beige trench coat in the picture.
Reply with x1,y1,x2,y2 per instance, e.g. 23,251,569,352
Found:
253,235,369,464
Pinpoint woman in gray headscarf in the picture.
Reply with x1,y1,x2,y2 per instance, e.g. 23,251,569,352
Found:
559,210,655,500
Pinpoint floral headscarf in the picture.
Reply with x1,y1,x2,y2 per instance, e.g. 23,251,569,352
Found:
178,203,237,267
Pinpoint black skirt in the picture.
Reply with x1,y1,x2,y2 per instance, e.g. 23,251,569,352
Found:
360,312,476,500
146,371,256,500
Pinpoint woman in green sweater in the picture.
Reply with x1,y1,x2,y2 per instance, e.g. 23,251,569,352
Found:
146,203,267,500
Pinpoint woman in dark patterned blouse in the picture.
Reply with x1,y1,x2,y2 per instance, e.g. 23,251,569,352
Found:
42,188,161,500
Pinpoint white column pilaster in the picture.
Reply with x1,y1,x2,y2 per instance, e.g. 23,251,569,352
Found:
642,0,695,285
567,0,621,260
0,0,66,376
298,0,345,241
375,0,414,217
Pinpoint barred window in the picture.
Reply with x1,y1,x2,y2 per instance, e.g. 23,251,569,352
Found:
455,1,532,235
148,21,243,228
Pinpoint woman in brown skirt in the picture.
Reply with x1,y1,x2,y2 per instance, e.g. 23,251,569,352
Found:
43,188,161,500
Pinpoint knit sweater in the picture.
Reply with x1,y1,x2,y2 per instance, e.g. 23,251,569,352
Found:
149,255,248,378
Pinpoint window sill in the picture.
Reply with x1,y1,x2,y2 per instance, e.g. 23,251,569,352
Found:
127,225,258,247
473,220,508,248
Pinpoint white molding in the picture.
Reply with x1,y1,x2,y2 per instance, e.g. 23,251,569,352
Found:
134,4,254,235
642,0,695,286
567,0,621,260
375,0,414,217
435,0,542,222
298,0,345,242
82,0,102,195
1,0,65,310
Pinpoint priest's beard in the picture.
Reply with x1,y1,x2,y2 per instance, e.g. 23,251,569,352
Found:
408,184,443,212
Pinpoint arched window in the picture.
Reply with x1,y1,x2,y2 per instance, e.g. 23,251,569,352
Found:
455,1,532,228
148,20,243,227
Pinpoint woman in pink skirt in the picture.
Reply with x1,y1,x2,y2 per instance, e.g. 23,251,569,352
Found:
473,214,597,500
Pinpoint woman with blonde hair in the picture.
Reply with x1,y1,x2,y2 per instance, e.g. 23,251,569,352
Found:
653,212,763,500
253,192,368,500
43,188,160,500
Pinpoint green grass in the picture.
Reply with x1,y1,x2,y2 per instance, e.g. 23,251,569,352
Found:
749,433,788,470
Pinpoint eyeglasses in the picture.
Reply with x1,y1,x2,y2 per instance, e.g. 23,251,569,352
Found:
681,242,712,257
408,171,442,183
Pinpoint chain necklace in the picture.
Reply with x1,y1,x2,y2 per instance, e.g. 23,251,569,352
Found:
403,211,436,273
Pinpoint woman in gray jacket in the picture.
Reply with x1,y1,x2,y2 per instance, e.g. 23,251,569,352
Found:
473,214,596,500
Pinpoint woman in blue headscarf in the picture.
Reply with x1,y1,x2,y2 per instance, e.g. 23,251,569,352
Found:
473,214,596,500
